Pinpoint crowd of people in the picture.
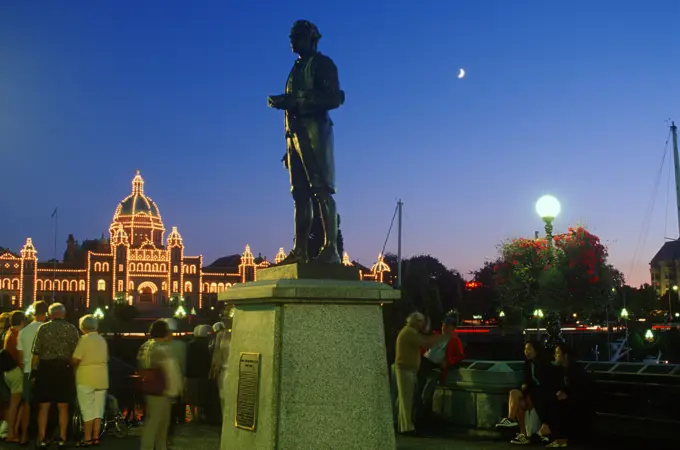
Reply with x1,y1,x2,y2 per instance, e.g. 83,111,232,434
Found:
392,312,592,448
0,301,106,447
0,302,231,449
135,318,230,450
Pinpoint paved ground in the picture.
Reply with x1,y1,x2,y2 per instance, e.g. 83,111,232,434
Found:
69,424,590,450
7,423,655,449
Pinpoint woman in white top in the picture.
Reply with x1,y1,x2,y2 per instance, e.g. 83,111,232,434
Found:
72,315,109,446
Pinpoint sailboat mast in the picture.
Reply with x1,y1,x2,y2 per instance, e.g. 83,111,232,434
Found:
672,122,680,238
397,199,403,289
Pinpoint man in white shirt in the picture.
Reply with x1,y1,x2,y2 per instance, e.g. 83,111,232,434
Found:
15,301,48,441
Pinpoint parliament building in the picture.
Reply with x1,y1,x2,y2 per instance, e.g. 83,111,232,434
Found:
0,171,390,312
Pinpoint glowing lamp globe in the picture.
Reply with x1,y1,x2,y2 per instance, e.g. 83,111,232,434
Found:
536,195,561,220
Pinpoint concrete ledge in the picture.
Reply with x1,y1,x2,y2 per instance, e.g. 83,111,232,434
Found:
218,278,399,305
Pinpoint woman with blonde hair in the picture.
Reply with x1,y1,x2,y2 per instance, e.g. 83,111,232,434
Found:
72,314,109,447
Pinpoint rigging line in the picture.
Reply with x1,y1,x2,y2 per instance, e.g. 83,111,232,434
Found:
632,141,666,276
381,202,399,257
629,129,671,279
630,132,669,274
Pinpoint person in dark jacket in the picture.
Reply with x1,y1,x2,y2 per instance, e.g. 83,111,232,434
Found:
184,325,213,422
496,340,559,445
546,343,591,447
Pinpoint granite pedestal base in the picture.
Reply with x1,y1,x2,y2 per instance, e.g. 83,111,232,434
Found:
217,265,398,450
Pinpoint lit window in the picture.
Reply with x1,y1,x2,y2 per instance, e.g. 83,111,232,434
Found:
119,264,123,272
173,281,178,292
118,280,123,292
184,281,192,292
97,280,106,291
174,266,178,273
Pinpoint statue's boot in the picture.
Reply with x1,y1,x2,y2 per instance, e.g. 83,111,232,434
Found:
279,196,312,265
313,193,341,265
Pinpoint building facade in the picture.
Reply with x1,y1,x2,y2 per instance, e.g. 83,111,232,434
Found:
649,240,680,294
0,171,390,311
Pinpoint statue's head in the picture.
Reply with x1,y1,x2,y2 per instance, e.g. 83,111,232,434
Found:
290,20,321,56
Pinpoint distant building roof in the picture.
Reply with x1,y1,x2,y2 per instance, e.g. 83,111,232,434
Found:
650,240,680,265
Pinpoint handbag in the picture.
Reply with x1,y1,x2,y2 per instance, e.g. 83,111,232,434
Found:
136,342,166,396
0,349,18,373
137,368,166,396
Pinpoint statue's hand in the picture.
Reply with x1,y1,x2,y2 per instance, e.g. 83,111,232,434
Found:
268,94,295,110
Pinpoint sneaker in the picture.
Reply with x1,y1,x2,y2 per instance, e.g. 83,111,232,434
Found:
546,442,567,448
511,433,531,445
496,417,519,428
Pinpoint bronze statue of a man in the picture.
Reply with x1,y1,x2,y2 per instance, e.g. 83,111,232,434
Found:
268,20,345,265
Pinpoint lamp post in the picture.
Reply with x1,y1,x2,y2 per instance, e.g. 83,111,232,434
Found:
536,195,561,244
669,285,678,320
534,308,544,339
536,195,560,347
620,307,630,361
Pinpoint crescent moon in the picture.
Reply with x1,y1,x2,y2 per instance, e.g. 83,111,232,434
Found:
458,68,465,79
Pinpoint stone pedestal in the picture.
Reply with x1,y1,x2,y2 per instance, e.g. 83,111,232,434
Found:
217,264,398,450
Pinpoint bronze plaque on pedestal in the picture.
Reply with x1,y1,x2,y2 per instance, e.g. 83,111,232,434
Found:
235,352,260,431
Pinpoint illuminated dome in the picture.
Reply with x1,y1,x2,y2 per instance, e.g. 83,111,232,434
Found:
111,170,165,247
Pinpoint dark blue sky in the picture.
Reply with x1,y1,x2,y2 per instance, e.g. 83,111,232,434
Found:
2,1,679,285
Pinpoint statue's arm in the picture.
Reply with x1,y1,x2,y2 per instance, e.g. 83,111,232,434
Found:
295,56,345,115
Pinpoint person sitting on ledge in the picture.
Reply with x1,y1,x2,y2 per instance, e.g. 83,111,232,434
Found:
418,317,465,426
496,340,559,445
544,343,591,448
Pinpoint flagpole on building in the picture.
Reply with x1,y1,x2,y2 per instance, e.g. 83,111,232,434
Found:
52,207,58,302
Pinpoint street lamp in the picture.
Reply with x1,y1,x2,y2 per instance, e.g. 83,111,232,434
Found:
174,305,187,319
93,307,105,320
534,309,544,339
536,195,561,241
620,308,629,319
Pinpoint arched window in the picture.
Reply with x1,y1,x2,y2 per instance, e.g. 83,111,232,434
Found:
70,280,77,291
94,262,101,272
11,279,20,290
184,281,192,292
173,266,178,274
44,280,52,291
162,281,167,291
145,263,151,272
128,281,134,290
160,264,167,272
210,283,217,293
203,283,209,293
37,280,43,291
102,262,110,272
137,263,144,271
79,280,86,291
191,266,197,274
172,281,178,292
153,263,159,272
97,280,106,291
218,283,225,293
117,280,123,292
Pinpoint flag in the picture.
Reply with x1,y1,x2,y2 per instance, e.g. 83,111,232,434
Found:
51,207,58,218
